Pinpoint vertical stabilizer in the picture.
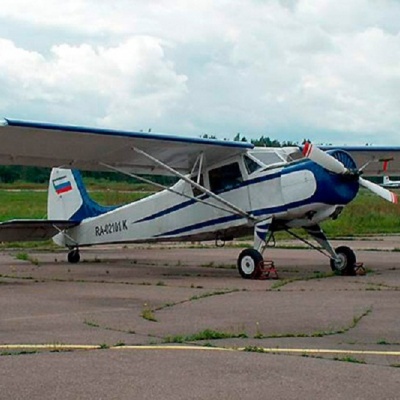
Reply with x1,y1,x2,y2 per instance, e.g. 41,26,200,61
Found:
383,176,391,185
47,168,117,221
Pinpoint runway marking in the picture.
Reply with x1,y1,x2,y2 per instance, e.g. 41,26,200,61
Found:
1,344,400,356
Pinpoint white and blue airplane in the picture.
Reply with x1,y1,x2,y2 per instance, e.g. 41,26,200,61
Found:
0,118,399,278
382,176,400,189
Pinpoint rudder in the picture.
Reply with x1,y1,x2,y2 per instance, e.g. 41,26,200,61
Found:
48,168,117,221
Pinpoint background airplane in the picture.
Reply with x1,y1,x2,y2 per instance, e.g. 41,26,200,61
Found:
381,176,400,189
0,118,399,278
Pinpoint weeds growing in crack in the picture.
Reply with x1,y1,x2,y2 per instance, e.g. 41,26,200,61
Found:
141,304,157,322
15,252,40,266
254,307,373,339
270,271,335,290
154,288,241,314
84,320,100,328
1,350,38,356
243,346,266,353
189,289,239,301
333,356,366,364
164,329,248,343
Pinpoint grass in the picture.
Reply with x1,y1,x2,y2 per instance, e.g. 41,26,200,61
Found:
0,186,151,222
243,345,266,353
254,307,372,339
333,356,366,364
321,189,400,236
84,320,100,328
0,180,156,192
141,304,157,322
164,329,248,343
1,350,38,356
270,271,334,290
15,252,40,265
189,289,239,301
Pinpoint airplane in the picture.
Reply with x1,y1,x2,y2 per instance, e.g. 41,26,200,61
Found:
0,118,399,278
381,176,400,189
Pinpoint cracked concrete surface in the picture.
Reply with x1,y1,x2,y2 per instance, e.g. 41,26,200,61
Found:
1,237,400,399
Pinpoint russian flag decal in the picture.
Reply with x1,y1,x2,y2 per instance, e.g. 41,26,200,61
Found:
53,175,73,195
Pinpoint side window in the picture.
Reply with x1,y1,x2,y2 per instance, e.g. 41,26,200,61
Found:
209,162,243,193
243,155,262,174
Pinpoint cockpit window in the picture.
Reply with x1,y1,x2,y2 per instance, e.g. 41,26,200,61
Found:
209,162,243,193
243,155,262,174
249,151,283,166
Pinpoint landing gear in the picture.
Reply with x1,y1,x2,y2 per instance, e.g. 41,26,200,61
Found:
237,219,273,279
269,224,360,277
330,246,356,275
237,248,264,279
295,225,358,276
236,221,360,278
67,248,80,263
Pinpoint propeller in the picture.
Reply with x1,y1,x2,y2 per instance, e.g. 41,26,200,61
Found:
303,142,349,175
359,177,398,203
302,142,398,204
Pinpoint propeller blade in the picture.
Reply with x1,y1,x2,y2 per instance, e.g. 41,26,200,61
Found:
359,177,398,204
303,142,348,174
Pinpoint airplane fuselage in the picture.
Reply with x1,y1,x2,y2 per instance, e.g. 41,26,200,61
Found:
54,155,359,247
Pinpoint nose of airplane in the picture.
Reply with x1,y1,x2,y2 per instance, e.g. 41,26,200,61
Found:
304,144,398,204
313,150,360,205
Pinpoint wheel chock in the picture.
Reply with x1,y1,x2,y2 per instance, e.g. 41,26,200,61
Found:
259,260,279,280
354,262,366,276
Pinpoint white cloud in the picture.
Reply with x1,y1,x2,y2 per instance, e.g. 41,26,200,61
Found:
0,37,187,128
1,0,400,144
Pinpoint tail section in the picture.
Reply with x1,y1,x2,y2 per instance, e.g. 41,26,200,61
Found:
383,176,391,185
48,168,117,221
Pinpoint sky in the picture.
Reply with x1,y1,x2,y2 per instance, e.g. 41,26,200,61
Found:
1,0,400,145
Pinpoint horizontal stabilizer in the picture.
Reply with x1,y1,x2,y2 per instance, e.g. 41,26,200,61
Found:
0,220,79,242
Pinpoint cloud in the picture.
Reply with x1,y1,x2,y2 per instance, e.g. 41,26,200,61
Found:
1,0,400,144
0,37,188,128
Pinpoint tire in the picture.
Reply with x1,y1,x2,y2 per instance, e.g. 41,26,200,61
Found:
67,249,80,264
237,249,264,279
330,246,356,275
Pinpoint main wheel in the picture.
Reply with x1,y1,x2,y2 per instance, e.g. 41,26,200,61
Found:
67,249,80,264
330,246,356,275
237,249,264,279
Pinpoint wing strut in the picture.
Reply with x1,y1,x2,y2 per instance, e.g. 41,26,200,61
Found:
100,162,252,218
131,146,254,220
190,152,204,184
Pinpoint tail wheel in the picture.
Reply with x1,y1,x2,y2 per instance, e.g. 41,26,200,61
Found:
68,249,80,264
237,249,264,279
330,246,356,275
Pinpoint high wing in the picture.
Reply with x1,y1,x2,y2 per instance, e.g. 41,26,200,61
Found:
0,118,253,175
0,220,79,242
321,146,400,176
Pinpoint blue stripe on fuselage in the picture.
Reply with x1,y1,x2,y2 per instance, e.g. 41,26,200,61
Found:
133,170,284,225
134,158,359,234
154,196,315,238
